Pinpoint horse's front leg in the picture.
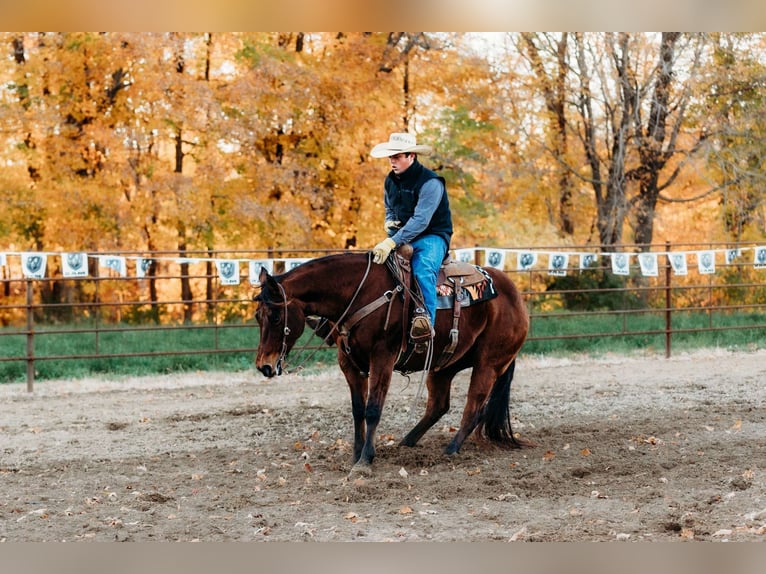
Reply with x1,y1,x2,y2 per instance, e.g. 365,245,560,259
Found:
339,351,368,464
351,354,396,474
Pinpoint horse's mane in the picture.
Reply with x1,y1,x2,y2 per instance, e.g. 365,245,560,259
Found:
284,252,370,280
257,251,370,305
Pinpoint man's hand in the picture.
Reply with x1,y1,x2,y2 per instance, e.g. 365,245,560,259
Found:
384,220,401,233
372,237,396,264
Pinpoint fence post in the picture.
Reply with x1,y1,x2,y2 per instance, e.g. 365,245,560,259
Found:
664,241,672,358
25,279,35,392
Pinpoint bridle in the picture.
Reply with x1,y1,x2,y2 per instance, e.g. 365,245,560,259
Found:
273,282,291,375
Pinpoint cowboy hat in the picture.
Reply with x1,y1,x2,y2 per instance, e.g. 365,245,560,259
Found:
370,132,432,158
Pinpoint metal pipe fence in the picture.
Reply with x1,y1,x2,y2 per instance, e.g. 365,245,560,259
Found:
2,243,765,391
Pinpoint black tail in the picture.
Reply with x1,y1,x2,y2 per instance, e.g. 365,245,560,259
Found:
482,359,524,448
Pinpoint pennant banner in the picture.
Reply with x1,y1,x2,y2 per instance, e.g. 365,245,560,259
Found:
638,253,659,277
135,258,154,279
669,253,688,276
2,245,766,283
216,260,240,285
517,252,537,271
453,248,474,264
548,253,568,276
697,251,716,275
485,249,506,270
755,247,766,269
611,253,630,276
21,253,47,279
99,255,127,277
580,253,598,270
62,252,89,278
248,260,274,285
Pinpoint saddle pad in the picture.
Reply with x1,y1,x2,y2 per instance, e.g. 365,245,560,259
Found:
436,266,497,310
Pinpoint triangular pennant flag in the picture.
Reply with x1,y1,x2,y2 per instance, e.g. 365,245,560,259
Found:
62,252,89,278
610,253,630,276
638,253,659,277
669,252,688,275
697,251,715,275
21,252,47,279
517,251,537,271
99,255,127,277
248,260,274,285
548,253,569,276
216,259,240,285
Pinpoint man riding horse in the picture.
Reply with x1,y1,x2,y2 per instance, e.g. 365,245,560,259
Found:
370,132,452,346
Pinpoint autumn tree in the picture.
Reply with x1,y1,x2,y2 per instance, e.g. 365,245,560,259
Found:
2,31,766,286
694,33,766,242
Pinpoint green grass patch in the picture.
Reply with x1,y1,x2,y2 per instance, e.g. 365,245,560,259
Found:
524,308,766,357
0,321,336,383
1,310,764,383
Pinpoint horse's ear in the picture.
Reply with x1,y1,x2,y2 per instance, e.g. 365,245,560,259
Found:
258,266,271,286
260,268,283,302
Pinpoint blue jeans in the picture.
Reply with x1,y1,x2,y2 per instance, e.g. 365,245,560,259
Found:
410,235,448,325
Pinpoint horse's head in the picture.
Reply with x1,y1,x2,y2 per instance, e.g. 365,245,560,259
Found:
253,268,306,377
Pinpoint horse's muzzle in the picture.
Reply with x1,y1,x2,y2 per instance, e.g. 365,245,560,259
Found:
257,360,282,378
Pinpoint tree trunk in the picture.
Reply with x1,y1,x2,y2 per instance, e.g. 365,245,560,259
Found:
520,33,575,236
631,33,681,247
173,38,193,323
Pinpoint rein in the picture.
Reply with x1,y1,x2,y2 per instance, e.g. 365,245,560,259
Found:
274,253,375,373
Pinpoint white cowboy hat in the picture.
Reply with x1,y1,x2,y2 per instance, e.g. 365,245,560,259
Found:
370,132,432,158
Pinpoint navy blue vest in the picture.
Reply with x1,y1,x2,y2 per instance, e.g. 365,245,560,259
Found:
384,160,453,247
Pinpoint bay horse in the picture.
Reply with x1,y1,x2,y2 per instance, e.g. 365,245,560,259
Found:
254,250,529,474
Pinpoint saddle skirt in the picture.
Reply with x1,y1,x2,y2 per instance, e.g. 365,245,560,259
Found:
435,260,497,309
393,247,497,310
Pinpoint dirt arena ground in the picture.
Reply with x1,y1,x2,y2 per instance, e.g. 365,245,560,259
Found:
1,348,765,542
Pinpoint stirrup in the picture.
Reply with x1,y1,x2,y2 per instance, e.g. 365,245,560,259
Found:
410,314,434,343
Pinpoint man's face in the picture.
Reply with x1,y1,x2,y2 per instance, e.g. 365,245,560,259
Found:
389,152,415,175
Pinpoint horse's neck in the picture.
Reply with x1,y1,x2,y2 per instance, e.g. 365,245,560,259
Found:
285,256,383,319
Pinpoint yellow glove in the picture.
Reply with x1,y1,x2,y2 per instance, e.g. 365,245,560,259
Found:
384,220,401,233
372,237,396,264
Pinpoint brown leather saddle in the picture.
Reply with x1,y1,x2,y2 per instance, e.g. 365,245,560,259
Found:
390,247,496,370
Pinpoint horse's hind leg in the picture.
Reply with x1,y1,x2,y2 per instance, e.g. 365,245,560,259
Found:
399,369,455,448
445,365,496,455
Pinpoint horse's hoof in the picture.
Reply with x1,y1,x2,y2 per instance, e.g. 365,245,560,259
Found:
348,461,373,478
